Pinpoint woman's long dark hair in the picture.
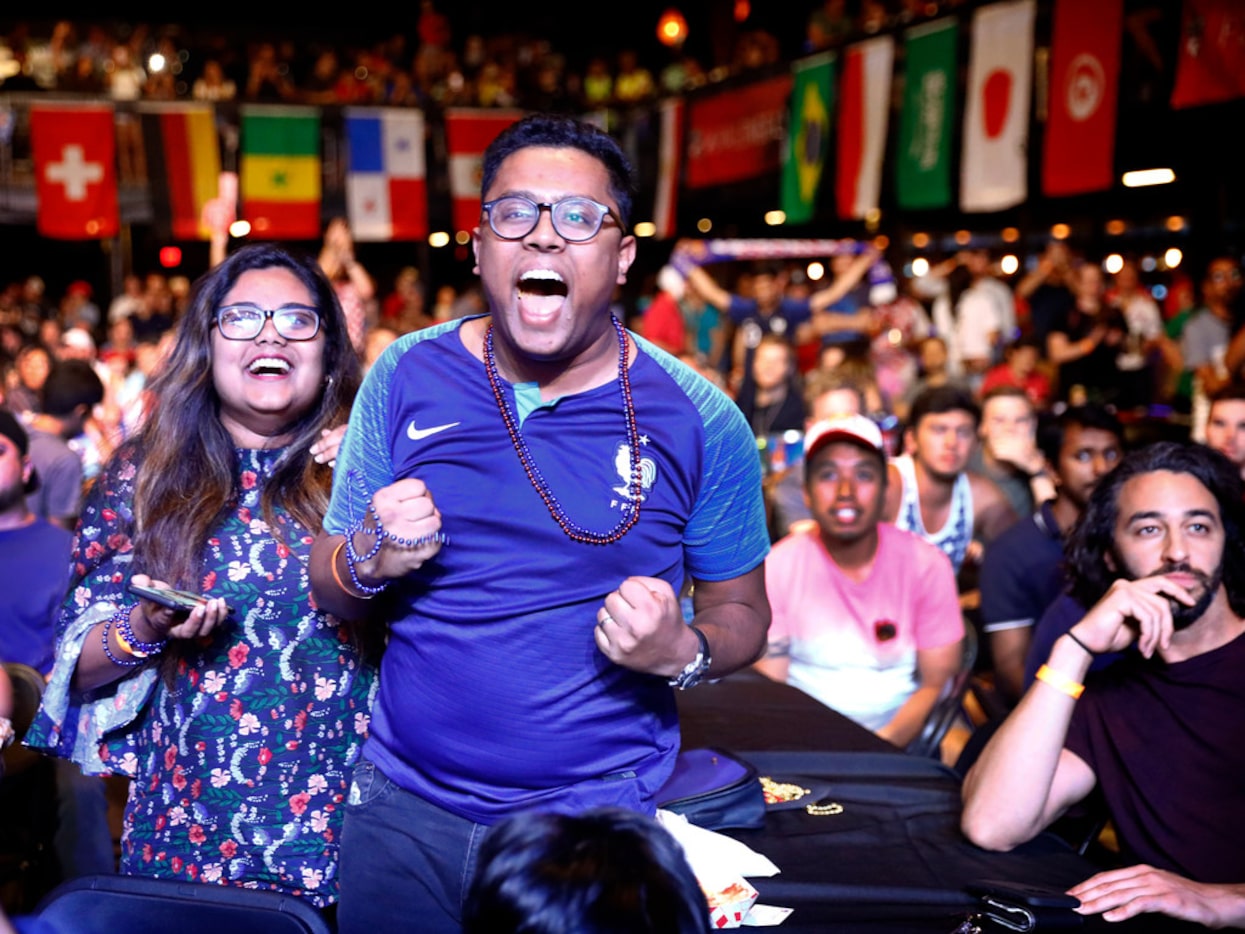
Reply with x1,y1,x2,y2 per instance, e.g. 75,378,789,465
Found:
130,244,361,589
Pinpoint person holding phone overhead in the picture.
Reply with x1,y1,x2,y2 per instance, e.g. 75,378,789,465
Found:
27,245,375,911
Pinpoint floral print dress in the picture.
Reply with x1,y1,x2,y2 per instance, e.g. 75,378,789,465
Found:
27,446,377,907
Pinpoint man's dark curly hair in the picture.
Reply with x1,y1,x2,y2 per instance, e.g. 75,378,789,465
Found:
1066,441,1245,615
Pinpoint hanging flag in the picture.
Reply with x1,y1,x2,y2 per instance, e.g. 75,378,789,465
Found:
345,108,427,241
30,105,119,240
835,36,894,221
686,75,792,189
1043,0,1122,196
652,98,684,240
141,104,222,240
1171,0,1245,109
960,0,1036,212
781,52,836,225
896,19,956,210
240,106,321,240
446,109,523,233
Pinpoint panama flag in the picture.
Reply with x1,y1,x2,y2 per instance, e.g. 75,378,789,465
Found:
835,37,894,221
446,109,523,233
960,0,1036,212
345,108,427,241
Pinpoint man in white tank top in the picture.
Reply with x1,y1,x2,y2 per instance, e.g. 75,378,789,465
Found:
883,385,1017,573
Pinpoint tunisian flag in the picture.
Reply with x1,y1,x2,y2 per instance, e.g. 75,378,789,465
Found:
835,37,894,221
1171,0,1245,109
1043,0,1122,196
31,105,119,239
960,0,1036,212
446,109,523,233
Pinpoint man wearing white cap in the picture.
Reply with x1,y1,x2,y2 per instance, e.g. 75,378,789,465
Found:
755,414,965,745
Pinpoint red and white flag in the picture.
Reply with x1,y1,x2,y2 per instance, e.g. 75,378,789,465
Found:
1043,0,1122,196
1171,0,1245,109
445,109,523,233
31,105,119,239
652,98,684,240
960,0,1035,212
345,107,427,241
835,36,894,221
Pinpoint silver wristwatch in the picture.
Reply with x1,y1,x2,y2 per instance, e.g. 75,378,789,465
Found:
668,626,711,690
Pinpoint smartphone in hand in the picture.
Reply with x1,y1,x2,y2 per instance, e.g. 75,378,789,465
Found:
127,582,217,614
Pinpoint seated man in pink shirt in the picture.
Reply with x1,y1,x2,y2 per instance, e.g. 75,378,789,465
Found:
755,415,965,746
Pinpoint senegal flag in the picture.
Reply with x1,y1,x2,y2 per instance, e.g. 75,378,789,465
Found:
781,52,835,226
241,106,320,239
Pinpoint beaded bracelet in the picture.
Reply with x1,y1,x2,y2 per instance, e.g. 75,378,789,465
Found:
383,530,450,549
115,608,167,658
343,519,390,596
101,613,145,668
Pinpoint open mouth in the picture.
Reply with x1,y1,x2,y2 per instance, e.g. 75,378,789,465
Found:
518,270,568,298
248,357,291,376
516,270,569,321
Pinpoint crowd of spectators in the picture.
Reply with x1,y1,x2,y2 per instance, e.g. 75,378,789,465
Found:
1,2,976,114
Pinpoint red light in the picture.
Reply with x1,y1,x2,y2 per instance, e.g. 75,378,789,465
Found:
657,9,687,47
159,246,182,268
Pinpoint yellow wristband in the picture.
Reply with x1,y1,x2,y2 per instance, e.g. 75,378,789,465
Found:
1036,664,1084,699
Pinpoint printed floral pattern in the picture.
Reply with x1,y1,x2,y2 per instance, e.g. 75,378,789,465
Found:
26,446,376,907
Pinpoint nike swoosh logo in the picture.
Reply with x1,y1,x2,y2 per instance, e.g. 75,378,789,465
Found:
407,420,461,441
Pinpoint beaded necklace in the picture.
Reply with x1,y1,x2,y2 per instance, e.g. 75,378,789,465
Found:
484,315,642,545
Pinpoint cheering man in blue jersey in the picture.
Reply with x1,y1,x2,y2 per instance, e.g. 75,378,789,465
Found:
311,114,771,934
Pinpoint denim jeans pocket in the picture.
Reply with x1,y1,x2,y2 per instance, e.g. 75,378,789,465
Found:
346,758,396,809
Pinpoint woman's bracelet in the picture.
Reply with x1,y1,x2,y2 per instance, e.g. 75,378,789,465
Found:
115,608,167,658
342,521,389,597
101,612,146,668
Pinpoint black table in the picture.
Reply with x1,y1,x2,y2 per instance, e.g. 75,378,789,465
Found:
676,672,1199,933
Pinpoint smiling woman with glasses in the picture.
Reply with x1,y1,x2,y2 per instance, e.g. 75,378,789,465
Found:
26,244,376,914
216,302,322,341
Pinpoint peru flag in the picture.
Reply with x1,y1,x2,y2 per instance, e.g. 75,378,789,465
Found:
1043,0,1122,196
835,37,894,221
31,105,119,239
446,109,523,233
960,0,1036,212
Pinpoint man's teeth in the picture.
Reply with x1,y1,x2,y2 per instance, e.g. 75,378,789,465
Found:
249,357,291,374
835,508,859,521
520,269,564,284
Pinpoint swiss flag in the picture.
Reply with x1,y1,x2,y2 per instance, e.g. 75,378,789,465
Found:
31,105,119,239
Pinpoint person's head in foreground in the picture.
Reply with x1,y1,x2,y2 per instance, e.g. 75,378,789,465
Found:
463,808,711,934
